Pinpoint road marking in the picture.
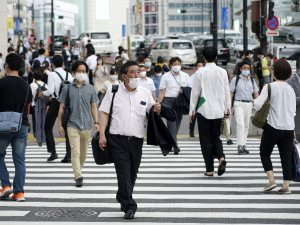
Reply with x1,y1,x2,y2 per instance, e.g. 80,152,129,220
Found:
0,211,30,217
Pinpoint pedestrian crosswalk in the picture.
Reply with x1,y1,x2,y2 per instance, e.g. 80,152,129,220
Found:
1,138,300,224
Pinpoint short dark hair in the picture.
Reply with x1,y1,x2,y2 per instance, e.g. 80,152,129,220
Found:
169,57,181,65
71,60,89,73
196,57,205,66
239,60,252,69
52,55,64,67
63,41,69,46
120,60,139,75
110,67,116,75
202,47,218,62
89,49,95,55
7,47,14,53
157,56,165,64
273,58,292,81
5,53,24,71
38,48,46,55
154,65,162,73
0,53,2,57
32,69,44,80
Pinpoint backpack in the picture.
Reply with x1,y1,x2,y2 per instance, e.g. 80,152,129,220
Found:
54,71,71,98
232,75,255,104
292,140,300,182
34,81,48,103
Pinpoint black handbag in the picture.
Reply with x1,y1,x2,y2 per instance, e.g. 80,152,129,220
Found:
62,85,71,128
92,85,118,165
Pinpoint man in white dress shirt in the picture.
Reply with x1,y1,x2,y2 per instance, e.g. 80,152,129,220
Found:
39,55,74,162
189,47,231,177
99,61,161,219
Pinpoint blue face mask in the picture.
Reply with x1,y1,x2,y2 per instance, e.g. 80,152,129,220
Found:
241,70,250,77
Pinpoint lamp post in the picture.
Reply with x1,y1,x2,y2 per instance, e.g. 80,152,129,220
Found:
17,0,20,42
213,0,218,50
243,0,248,52
51,0,54,52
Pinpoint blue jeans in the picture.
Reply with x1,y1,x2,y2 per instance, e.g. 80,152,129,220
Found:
0,125,28,194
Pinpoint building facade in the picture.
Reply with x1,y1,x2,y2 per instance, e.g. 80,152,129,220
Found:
130,0,213,36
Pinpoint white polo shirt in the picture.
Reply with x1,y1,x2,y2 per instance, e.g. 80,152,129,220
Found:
159,71,191,98
140,77,156,94
99,83,155,138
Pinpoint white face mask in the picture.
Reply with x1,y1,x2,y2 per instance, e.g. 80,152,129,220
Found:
127,78,140,89
110,75,118,81
75,73,87,82
139,71,147,78
171,65,181,73
155,73,162,77
144,62,152,68
241,70,250,77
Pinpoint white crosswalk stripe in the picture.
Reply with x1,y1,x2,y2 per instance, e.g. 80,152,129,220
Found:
0,138,300,224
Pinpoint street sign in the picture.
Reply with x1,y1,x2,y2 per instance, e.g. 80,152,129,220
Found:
266,16,279,31
266,30,279,36
221,7,229,30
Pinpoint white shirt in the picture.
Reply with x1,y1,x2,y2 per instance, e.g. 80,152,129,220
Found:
0,58,3,72
43,67,74,98
34,55,51,65
140,77,156,94
30,80,48,106
159,71,191,97
254,82,296,130
99,83,155,138
82,36,89,47
189,63,231,119
86,55,97,71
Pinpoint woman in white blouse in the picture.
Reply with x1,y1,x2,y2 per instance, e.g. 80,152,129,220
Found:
254,59,296,194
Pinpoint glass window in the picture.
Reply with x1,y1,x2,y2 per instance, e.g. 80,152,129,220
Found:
173,42,192,49
91,33,110,39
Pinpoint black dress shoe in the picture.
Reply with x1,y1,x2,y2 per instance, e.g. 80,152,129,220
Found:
75,177,83,187
123,209,135,219
47,153,58,162
174,147,180,155
61,158,71,163
217,159,227,176
189,132,195,138
227,139,233,145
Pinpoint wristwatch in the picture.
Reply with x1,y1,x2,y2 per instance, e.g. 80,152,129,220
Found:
94,122,99,125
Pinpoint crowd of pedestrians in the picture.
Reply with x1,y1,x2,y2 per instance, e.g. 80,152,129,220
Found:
0,37,299,219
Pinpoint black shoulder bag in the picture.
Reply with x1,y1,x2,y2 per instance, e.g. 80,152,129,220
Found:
92,85,119,165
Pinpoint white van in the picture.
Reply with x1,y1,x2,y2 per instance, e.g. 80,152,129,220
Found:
149,39,197,66
130,35,145,51
79,32,113,55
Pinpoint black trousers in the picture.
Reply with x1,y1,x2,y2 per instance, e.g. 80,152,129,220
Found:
189,116,197,134
260,123,294,180
197,113,225,172
110,134,143,213
88,70,94,85
44,99,71,158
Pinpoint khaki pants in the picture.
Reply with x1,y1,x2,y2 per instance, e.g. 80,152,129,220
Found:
234,101,253,146
67,127,91,179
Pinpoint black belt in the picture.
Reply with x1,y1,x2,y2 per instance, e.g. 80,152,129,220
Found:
235,100,252,103
111,134,143,141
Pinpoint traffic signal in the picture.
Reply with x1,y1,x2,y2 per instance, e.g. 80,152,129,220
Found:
177,9,187,14
268,1,275,19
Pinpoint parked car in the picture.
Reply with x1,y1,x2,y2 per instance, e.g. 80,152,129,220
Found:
149,39,197,66
226,37,260,57
79,32,113,55
193,37,230,65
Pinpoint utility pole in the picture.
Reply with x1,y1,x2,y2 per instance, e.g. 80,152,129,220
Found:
243,0,248,52
31,1,34,35
213,0,218,50
201,0,204,34
51,0,54,52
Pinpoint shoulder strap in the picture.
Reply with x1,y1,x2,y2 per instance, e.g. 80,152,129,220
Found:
54,71,64,82
65,85,71,107
21,85,30,114
106,86,119,133
267,84,271,100
232,76,240,101
250,77,255,92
